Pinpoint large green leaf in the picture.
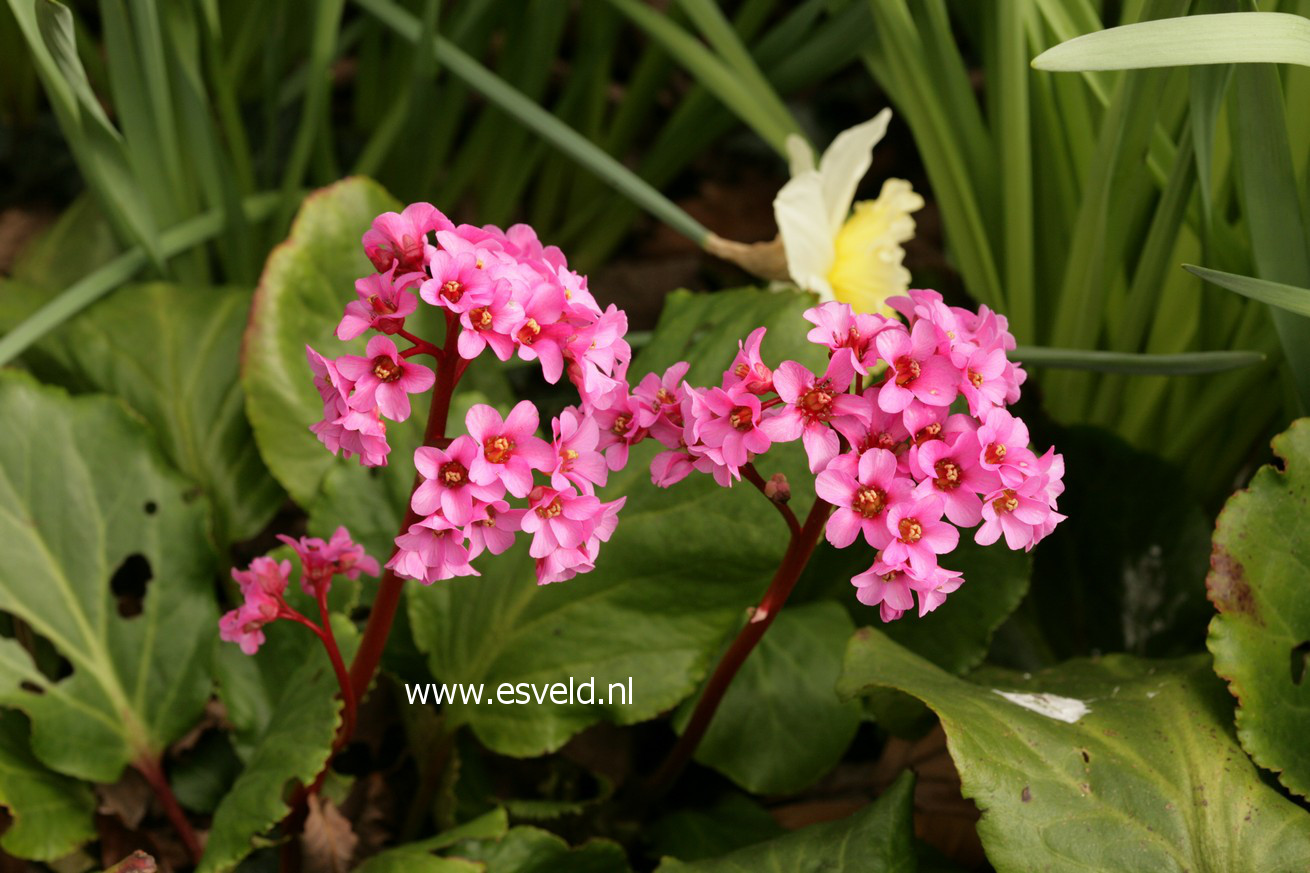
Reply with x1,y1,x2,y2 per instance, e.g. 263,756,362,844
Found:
0,710,96,861
0,372,216,783
199,656,341,873
653,770,916,872
406,287,826,756
1031,12,1310,70
1207,418,1310,798
242,176,402,506
680,601,861,795
10,282,282,544
839,629,1310,873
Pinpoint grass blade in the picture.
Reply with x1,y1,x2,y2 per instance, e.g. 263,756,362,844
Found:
1185,265,1310,317
1014,346,1265,373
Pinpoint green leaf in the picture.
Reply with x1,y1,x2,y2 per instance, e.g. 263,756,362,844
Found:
198,656,341,873
1186,264,1310,318
1207,418,1310,798
406,288,825,757
1013,345,1264,374
0,710,96,861
10,282,283,544
838,630,1310,872
242,177,401,506
1032,12,1310,71
680,602,861,795
448,825,630,873
0,372,216,783
653,770,916,872
647,793,784,864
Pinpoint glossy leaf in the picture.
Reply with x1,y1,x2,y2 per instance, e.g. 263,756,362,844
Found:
10,282,283,544
839,629,1310,872
1208,418,1310,798
199,656,342,873
1186,264,1310,318
242,177,401,506
653,770,916,872
0,372,216,783
1032,12,1310,71
0,710,96,861
680,602,861,794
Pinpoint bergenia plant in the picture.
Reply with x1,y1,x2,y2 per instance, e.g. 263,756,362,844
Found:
635,289,1065,785
221,203,632,761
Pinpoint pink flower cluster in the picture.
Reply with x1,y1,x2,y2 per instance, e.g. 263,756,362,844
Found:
307,204,632,586
618,290,1066,622
219,527,379,654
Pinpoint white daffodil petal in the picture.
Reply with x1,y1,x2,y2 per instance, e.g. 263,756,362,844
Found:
817,108,892,234
773,171,836,301
785,132,816,178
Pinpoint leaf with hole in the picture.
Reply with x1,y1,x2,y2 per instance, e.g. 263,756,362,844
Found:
0,372,216,784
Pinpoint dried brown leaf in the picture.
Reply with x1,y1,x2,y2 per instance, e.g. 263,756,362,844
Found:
302,795,357,873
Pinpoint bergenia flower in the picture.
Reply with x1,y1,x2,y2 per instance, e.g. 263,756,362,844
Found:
278,528,379,594
338,264,421,340
520,486,602,559
549,407,608,494
412,436,506,526
975,476,1066,551
689,387,771,471
879,494,958,577
465,401,555,498
465,500,525,558
336,335,435,422
759,356,865,473
773,109,924,314
231,557,291,599
420,248,496,314
910,431,999,527
815,448,912,549
363,202,452,273
388,515,478,583
874,320,958,414
976,407,1039,486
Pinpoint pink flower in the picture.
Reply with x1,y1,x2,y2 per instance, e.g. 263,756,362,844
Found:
803,301,891,374
336,335,436,422
759,356,866,473
219,592,280,655
850,561,916,622
875,320,958,414
388,515,478,583
420,248,496,314
465,500,525,558
957,344,1009,417
593,386,648,471
231,557,291,599
722,327,773,395
634,362,690,447
976,408,1039,486
338,264,421,340
689,387,771,470
565,305,631,407
815,449,912,549
363,203,452,273
909,564,964,617
412,436,506,526
549,407,608,494
520,486,602,558
465,401,555,497
975,476,1065,551
457,280,518,361
651,447,696,487
846,401,911,457
277,527,379,594
910,432,1000,527
879,494,958,577
510,280,571,382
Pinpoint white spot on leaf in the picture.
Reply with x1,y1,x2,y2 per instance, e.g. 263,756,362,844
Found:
993,690,1090,723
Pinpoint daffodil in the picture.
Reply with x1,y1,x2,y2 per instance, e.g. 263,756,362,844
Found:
772,109,924,315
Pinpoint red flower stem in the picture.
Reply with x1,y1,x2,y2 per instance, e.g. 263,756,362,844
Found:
134,755,202,863
316,588,357,745
649,496,832,794
741,462,800,538
347,314,461,705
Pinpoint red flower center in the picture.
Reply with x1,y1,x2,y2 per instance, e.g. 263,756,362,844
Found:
897,517,923,543
517,318,541,345
656,388,677,406
915,422,942,444
933,459,962,491
372,357,402,382
440,280,463,303
368,294,397,314
985,442,1007,465
729,406,754,431
853,487,886,519
968,369,984,388
440,461,467,487
800,386,833,417
993,489,1019,514
535,498,563,519
894,356,921,386
611,413,632,436
485,436,514,464
471,306,493,330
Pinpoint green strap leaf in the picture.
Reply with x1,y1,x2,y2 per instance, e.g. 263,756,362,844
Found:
1013,345,1265,373
1186,264,1310,318
838,630,1310,872
1032,12,1310,70
0,372,216,783
1208,418,1310,798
